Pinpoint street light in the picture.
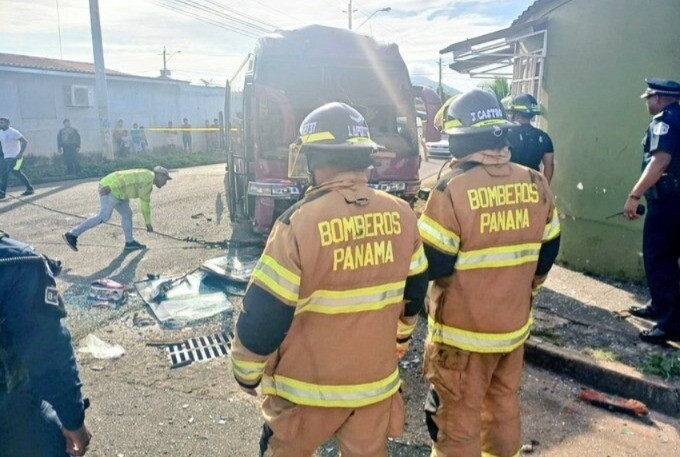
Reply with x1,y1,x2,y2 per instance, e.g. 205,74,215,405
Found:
355,7,391,31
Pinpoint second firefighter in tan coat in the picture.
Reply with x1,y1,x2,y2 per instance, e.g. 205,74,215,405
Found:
419,89,561,457
230,102,429,457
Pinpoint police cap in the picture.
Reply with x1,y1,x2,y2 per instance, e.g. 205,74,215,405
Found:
640,78,680,99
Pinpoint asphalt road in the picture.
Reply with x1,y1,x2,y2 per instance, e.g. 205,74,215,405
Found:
1,163,678,456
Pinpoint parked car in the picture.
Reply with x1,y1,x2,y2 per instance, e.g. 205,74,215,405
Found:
426,134,450,158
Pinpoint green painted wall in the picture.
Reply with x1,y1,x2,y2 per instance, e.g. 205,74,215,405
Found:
539,0,680,279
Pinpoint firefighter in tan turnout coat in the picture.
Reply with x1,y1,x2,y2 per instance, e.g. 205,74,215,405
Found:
419,90,561,457
230,102,429,457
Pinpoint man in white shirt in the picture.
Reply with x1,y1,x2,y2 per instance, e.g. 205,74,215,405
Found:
0,118,33,199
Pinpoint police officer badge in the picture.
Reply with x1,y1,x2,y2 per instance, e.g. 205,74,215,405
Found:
652,122,669,136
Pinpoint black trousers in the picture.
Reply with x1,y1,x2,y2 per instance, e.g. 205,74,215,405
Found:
63,146,80,175
0,384,68,457
643,198,680,333
0,157,32,194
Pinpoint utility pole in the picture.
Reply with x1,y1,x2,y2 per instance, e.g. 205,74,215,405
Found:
162,46,168,78
160,46,180,78
437,56,444,101
347,0,355,29
88,0,113,159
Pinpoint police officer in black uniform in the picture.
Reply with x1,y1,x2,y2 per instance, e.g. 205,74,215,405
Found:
625,78,680,344
0,230,92,456
506,93,555,183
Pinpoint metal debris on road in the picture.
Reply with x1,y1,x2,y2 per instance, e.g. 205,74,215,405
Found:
164,332,232,368
200,245,262,284
78,334,126,359
134,270,233,328
88,278,130,307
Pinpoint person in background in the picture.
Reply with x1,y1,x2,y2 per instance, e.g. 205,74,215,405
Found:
63,166,172,252
139,126,149,152
211,118,220,151
1,229,92,456
625,78,680,344
506,93,555,183
112,119,125,156
57,119,81,175
182,118,192,153
130,123,143,154
0,117,33,199
165,121,178,152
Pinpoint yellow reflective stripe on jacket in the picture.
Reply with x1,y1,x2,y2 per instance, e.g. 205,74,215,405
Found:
300,131,335,144
409,244,428,276
455,243,540,271
418,215,460,255
397,318,417,339
261,368,401,408
231,358,266,382
428,314,533,353
252,255,300,303
532,283,542,297
543,208,561,241
296,281,405,315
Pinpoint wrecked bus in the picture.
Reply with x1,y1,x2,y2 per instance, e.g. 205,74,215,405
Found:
224,25,420,234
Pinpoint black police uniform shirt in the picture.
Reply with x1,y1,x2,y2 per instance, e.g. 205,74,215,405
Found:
0,234,85,430
507,123,554,171
642,102,680,198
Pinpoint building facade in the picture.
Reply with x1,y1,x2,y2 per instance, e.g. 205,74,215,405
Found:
441,0,680,279
0,53,225,155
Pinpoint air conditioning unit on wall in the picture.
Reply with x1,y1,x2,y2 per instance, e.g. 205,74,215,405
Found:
64,85,94,107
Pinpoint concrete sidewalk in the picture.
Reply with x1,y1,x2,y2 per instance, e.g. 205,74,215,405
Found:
529,265,680,416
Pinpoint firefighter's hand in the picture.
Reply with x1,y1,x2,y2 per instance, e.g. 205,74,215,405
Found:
624,196,640,220
239,385,258,397
62,424,92,456
396,341,410,360
99,186,111,196
146,224,154,233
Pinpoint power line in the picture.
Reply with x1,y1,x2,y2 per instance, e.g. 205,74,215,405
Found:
146,0,261,38
166,0,274,33
201,0,277,29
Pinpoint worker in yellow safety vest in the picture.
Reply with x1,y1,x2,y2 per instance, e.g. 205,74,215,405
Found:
419,89,561,457
230,102,429,457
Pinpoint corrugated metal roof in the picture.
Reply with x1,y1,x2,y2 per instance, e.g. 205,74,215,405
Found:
0,52,129,76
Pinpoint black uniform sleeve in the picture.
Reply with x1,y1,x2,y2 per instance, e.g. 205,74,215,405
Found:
536,235,560,276
403,271,428,317
424,244,457,280
236,284,295,356
542,132,554,154
1,259,85,430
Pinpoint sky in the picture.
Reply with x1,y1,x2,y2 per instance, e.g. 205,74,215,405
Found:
1,0,534,91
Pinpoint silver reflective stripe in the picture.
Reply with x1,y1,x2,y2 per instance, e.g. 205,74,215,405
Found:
304,286,404,308
431,325,530,350
455,244,540,270
254,261,300,295
261,369,401,407
418,218,460,254
409,247,428,274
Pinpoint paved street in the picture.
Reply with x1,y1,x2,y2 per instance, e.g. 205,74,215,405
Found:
1,163,679,456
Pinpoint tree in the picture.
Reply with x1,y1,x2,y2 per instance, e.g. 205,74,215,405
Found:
478,77,510,104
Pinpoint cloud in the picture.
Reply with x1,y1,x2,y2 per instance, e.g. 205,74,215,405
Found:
1,0,532,89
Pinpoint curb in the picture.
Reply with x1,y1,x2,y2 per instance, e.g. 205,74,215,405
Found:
525,339,680,417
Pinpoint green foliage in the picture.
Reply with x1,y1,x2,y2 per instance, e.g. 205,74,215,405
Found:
478,77,511,104
642,352,680,380
20,150,226,184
